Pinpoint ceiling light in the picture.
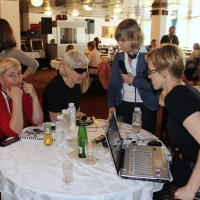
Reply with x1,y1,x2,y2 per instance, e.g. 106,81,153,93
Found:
44,7,53,15
71,9,79,16
168,0,180,10
83,2,94,11
112,13,119,19
31,0,43,7
141,0,154,7
113,4,122,14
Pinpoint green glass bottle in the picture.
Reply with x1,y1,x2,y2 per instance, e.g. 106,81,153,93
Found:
78,122,88,158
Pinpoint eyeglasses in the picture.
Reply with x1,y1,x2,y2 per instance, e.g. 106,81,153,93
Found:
143,69,159,79
73,68,87,74
147,69,159,75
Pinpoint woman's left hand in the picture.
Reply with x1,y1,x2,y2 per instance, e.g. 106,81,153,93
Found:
121,72,134,85
23,81,37,98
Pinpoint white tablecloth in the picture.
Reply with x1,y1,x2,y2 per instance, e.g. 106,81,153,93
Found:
0,120,167,200
24,51,45,59
50,59,61,70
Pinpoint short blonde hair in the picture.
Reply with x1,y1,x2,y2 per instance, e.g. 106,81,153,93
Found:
115,19,144,49
60,50,88,76
145,44,185,79
0,57,21,77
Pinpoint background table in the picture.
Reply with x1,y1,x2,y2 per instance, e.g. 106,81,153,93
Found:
50,59,61,71
0,120,168,200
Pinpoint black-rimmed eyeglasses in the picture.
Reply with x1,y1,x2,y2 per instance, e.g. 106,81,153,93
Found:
147,69,159,75
143,69,159,79
73,68,87,74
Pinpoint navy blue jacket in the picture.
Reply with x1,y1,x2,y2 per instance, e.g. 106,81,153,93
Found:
108,51,160,110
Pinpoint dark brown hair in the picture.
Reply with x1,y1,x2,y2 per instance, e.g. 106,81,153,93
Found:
0,18,17,52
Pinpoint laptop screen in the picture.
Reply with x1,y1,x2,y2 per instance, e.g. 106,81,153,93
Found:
105,112,123,175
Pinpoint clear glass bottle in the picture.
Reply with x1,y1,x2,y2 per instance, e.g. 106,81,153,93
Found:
68,103,76,135
132,107,142,134
78,122,88,158
44,123,53,146
56,114,66,148
62,109,70,140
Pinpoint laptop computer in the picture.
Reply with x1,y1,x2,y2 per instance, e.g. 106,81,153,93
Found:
105,112,170,183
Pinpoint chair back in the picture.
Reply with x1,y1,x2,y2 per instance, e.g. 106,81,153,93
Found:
185,60,198,81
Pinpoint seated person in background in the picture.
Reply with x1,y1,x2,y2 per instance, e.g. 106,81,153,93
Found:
0,58,43,141
66,44,74,52
187,43,200,61
42,50,87,122
147,39,157,49
146,44,200,200
0,18,39,79
87,41,101,74
94,37,101,51
50,39,55,44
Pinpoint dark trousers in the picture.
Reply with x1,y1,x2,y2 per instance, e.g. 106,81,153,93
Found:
153,159,192,199
116,101,157,135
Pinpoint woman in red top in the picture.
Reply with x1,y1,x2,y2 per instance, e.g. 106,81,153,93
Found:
0,58,43,141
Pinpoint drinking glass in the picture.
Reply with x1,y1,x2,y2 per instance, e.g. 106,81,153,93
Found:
86,142,96,165
116,116,123,134
61,157,74,190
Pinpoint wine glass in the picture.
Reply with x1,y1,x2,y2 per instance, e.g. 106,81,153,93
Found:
61,157,74,190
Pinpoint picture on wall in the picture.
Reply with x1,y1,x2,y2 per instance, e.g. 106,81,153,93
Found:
102,26,116,38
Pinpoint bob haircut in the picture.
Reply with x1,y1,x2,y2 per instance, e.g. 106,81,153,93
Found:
145,44,185,80
60,50,88,76
0,18,17,51
0,57,21,77
115,19,144,49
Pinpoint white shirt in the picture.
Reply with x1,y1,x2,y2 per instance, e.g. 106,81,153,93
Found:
122,44,147,103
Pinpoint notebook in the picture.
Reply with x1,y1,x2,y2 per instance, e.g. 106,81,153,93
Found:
105,112,170,183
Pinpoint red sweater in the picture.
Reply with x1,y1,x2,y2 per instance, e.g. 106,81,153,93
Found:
0,90,35,140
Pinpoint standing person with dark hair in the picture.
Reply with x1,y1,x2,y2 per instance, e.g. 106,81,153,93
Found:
94,37,101,51
146,44,200,200
0,18,39,79
108,19,160,134
160,26,179,46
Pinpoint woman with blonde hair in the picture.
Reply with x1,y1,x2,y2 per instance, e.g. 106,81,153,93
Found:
0,58,43,141
145,44,200,200
42,50,88,122
108,18,160,134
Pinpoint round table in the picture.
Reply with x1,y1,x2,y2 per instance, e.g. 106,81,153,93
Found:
50,59,61,70
0,120,168,200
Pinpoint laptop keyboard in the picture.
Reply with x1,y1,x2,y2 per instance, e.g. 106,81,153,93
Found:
130,145,153,177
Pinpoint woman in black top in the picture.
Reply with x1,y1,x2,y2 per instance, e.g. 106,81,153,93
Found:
42,50,88,122
145,44,200,200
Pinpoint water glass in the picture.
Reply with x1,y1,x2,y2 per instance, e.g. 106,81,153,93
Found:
86,142,96,164
116,116,123,134
61,157,74,190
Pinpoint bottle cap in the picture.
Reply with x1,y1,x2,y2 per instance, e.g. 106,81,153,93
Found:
69,102,74,107
134,107,140,112
57,114,63,120
62,109,68,114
